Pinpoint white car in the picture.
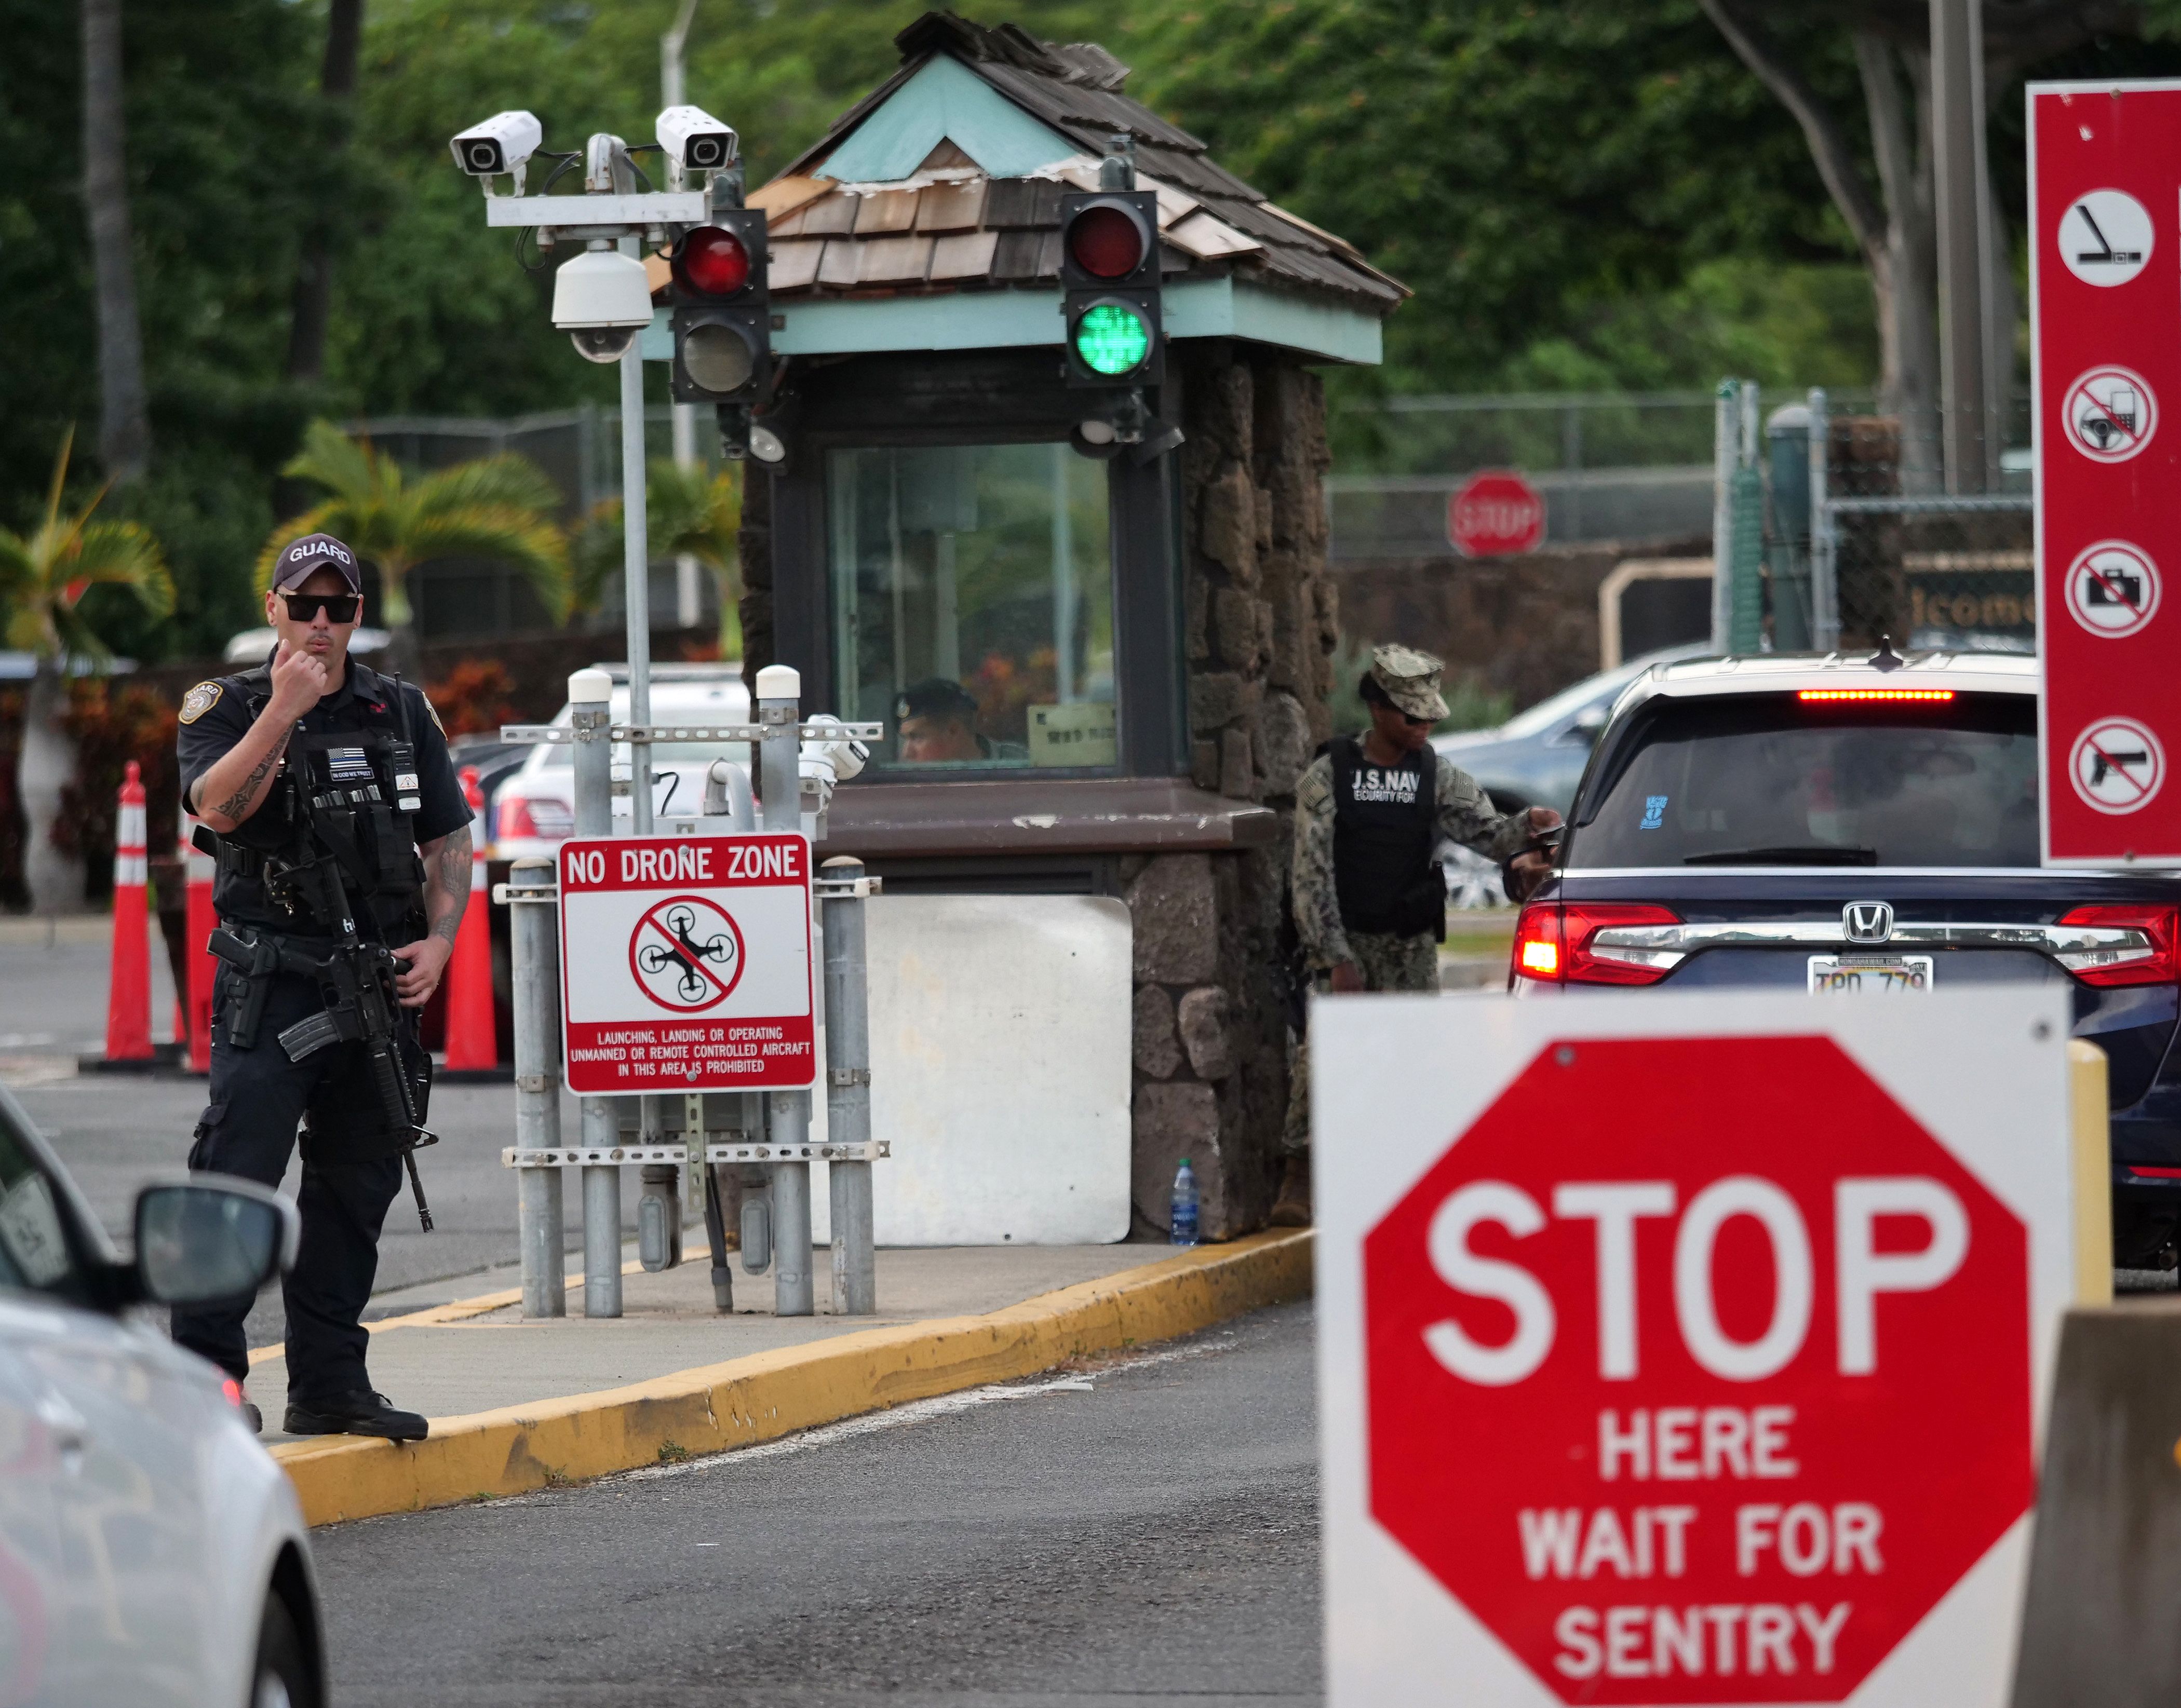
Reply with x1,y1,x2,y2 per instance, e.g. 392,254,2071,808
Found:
489,663,754,863
0,1082,320,1707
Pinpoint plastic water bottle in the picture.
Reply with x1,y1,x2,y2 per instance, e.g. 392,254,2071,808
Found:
1169,1158,1200,1248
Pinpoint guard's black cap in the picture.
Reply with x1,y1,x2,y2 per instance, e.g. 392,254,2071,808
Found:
895,677,980,725
272,531,363,593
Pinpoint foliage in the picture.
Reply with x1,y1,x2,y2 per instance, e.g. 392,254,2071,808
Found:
424,657,520,739
0,430,176,661
573,459,743,652
55,678,181,900
263,421,571,631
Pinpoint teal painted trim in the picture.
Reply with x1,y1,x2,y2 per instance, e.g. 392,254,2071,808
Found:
639,307,672,362
1165,277,1383,364
775,289,1065,354
819,56,1073,182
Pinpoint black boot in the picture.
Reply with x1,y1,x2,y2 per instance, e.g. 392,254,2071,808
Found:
1269,1154,1313,1227
284,1390,428,1442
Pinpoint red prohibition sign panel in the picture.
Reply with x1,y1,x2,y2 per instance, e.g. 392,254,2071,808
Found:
2069,716,2165,815
627,894,746,1011
2063,540,2161,638
2063,364,2156,462
1363,1036,2032,1703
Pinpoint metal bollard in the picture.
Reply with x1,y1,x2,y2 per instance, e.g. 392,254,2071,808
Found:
756,663,814,1316
569,667,623,1317
511,856,564,1318
638,1163,682,1271
822,856,877,1314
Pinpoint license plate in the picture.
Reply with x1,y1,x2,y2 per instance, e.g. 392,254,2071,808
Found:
1807,954,1934,994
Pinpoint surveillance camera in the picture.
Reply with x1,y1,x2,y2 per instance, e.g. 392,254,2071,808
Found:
554,248,654,362
570,327,639,364
449,110,543,179
656,104,739,172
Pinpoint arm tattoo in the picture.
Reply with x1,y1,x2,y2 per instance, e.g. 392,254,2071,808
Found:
429,828,473,946
212,730,289,823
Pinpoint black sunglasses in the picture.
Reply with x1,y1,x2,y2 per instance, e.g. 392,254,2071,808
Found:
281,592,360,624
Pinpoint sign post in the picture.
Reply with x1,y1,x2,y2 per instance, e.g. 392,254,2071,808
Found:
1315,989,2088,1706
2030,80,2181,864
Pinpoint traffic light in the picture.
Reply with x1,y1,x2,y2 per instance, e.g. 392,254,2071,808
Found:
669,211,770,452
1059,189,1162,388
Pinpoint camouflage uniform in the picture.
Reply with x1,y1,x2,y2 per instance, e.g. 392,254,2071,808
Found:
1282,646,1532,1157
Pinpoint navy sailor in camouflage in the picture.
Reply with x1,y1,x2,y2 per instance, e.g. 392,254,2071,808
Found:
1272,645,1562,1222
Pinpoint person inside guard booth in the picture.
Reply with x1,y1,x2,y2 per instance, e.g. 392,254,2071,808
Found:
1272,644,1562,1227
174,532,471,1440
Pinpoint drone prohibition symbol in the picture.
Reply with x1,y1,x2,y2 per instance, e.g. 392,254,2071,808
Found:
628,895,746,1011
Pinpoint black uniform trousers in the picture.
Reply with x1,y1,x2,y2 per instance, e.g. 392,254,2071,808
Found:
171,965,406,1404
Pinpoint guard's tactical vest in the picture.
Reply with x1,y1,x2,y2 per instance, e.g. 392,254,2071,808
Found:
1328,736,1445,940
210,667,427,938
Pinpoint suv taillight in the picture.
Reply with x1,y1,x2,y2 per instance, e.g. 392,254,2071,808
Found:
2055,905,2180,986
1512,902,1682,986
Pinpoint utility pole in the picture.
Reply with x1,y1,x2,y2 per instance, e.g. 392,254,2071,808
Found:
663,0,706,632
1931,0,1996,493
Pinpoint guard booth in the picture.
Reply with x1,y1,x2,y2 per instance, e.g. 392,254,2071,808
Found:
737,12,1404,1239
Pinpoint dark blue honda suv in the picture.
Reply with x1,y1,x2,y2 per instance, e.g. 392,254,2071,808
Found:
1511,649,2181,1269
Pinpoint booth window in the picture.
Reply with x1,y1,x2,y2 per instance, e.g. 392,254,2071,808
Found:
828,444,1115,770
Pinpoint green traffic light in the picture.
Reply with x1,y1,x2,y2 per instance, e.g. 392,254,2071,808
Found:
1073,303,1150,376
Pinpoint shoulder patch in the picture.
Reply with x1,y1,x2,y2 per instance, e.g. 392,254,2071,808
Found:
178,682,222,725
1296,763,1335,812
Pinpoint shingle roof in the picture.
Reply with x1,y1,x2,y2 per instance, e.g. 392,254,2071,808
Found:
749,11,1406,316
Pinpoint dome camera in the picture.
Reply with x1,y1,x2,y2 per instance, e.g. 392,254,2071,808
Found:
449,111,542,179
552,247,655,364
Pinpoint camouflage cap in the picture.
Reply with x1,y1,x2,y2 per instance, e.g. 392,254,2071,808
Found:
1367,642,1449,722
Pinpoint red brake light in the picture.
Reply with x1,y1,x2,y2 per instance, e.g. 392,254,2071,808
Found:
1066,205,1146,279
675,226,751,295
1797,689,1954,702
221,1378,244,1411
2055,904,2179,986
497,797,540,840
1512,903,1683,985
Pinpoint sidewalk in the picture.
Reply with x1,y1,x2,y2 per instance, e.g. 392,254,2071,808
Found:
262,1229,1314,1524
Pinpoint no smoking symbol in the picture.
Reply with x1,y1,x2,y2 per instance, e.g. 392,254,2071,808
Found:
2071,717,2165,816
629,896,745,1011
2066,365,2156,463
2064,541,2161,638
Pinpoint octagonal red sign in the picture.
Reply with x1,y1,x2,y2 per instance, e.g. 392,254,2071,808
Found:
1449,470,1547,557
1363,1035,2032,1703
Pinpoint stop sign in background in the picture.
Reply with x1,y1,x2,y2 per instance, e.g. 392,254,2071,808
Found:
1315,992,2081,1707
1449,470,1547,557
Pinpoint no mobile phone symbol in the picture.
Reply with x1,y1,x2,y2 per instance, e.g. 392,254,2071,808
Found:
2066,365,2157,463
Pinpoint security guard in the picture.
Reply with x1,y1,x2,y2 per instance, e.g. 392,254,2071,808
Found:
1273,644,1561,1226
175,532,470,1440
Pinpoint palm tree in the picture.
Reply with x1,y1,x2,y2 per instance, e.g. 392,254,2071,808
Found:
261,421,572,670
572,460,743,655
0,429,173,913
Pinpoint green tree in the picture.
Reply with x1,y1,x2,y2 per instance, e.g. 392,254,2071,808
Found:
0,429,174,912
261,421,571,666
574,460,744,654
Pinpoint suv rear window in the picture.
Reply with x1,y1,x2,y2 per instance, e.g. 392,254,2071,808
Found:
1570,692,2039,869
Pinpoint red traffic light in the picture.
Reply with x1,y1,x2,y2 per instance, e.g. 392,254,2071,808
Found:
1065,204,1147,280
675,226,751,295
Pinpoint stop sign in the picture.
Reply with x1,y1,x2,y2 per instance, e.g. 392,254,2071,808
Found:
1449,470,1546,556
1316,993,2082,1707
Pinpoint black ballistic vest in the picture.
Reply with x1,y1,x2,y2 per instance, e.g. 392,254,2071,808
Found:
1329,736,1445,940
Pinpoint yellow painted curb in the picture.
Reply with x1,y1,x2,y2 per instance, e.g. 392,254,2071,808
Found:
272,1229,1314,1526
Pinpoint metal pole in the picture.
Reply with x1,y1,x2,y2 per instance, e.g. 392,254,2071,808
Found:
1808,388,1840,652
756,662,813,1316
663,0,706,636
568,667,623,1317
1931,0,1989,494
618,263,655,835
511,856,564,1318
1711,381,1737,653
823,856,876,1315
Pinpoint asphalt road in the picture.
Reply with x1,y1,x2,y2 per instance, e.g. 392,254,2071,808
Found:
312,1298,1323,1708
0,921,610,1347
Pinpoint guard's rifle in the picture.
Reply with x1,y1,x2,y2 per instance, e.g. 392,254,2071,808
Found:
2091,749,2150,788
220,844,439,1229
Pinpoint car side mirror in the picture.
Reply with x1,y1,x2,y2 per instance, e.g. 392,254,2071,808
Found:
132,1178,298,1308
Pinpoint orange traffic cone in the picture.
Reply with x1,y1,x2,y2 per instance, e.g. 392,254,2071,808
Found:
101,762,154,1064
184,808,216,1074
441,765,499,1075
